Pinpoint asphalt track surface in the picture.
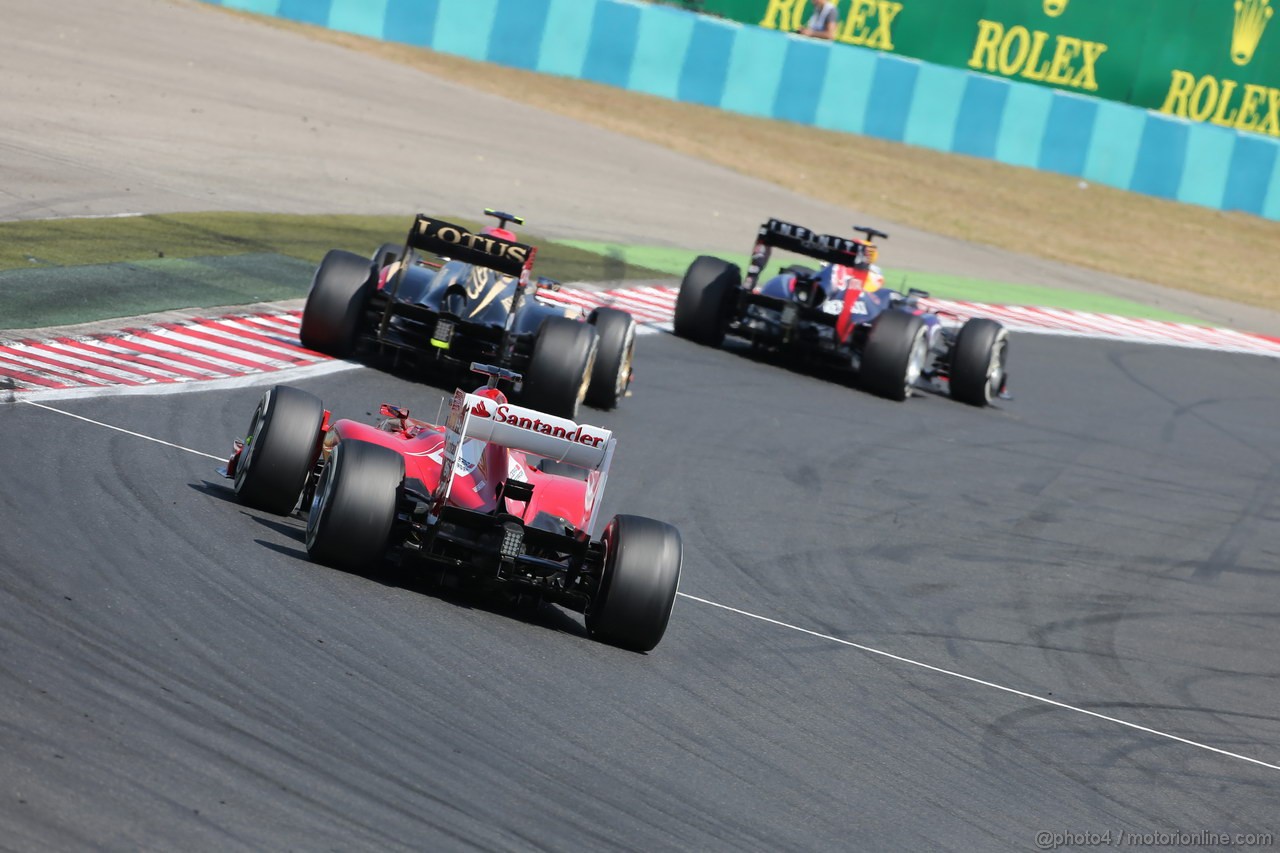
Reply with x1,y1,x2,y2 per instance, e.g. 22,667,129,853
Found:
3,1,1280,850
2,332,1279,850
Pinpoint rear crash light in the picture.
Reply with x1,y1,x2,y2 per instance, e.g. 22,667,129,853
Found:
432,319,455,349
499,522,524,559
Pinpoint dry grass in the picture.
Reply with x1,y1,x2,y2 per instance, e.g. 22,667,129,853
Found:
218,9,1280,312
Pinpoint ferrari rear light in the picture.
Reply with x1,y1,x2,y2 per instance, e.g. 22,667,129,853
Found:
499,522,524,559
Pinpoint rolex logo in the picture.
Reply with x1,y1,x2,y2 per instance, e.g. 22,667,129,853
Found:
1233,0,1273,65
1043,0,1069,16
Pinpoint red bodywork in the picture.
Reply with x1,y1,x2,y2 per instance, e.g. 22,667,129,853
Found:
830,263,870,344
322,389,594,532
222,388,599,533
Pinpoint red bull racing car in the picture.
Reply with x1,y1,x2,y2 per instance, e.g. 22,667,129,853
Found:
673,218,1009,405
299,210,636,420
221,363,682,652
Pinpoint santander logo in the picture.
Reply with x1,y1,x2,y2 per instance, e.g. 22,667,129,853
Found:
469,398,607,448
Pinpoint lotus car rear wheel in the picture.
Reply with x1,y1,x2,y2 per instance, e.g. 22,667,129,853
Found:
949,318,1008,406
673,256,741,347
371,241,404,271
860,310,928,401
233,385,325,515
585,307,636,410
586,515,683,653
299,249,376,357
305,440,404,572
522,317,599,421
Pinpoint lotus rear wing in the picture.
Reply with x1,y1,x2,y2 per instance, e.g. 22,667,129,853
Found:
746,218,870,289
432,389,615,532
378,214,539,345
406,215,536,277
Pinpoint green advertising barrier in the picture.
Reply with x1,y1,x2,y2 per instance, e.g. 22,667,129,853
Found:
696,0,1280,138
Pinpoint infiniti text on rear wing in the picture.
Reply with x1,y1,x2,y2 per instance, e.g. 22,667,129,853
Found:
747,219,868,286
407,215,537,278
432,390,615,532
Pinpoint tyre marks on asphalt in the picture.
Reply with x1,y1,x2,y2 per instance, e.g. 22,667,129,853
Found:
17,388,1280,776
3,286,1279,397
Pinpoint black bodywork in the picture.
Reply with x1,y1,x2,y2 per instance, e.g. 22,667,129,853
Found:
360,215,576,374
728,219,926,370
398,491,605,613
677,218,1010,403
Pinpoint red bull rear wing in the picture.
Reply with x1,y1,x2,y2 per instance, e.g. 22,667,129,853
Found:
754,219,869,268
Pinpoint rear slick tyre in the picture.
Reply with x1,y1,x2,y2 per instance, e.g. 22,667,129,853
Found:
371,242,404,271
521,317,599,420
673,256,740,347
586,515,683,653
585,307,636,409
950,318,1008,406
860,310,927,401
233,385,325,515
305,440,403,572
299,249,375,357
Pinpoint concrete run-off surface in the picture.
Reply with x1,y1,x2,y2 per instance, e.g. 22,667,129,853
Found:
2,0,1278,334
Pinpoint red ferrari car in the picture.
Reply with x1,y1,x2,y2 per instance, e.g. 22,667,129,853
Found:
221,364,682,652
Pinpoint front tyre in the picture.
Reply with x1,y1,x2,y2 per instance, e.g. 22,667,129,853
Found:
949,318,1008,406
233,385,325,514
585,307,636,409
860,310,928,401
305,440,404,572
673,256,741,347
521,317,599,421
299,249,375,357
586,515,683,653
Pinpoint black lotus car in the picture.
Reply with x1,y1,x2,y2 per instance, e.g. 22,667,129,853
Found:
299,210,636,419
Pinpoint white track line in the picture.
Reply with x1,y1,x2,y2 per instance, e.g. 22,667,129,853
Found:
677,592,1280,773
11,397,1277,772
14,212,145,223
11,358,360,402
18,400,224,460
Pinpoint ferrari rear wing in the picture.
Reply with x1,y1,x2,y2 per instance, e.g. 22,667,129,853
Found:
406,215,537,278
432,389,615,532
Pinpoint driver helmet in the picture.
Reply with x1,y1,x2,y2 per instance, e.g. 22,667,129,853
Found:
473,385,508,406
482,225,517,242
